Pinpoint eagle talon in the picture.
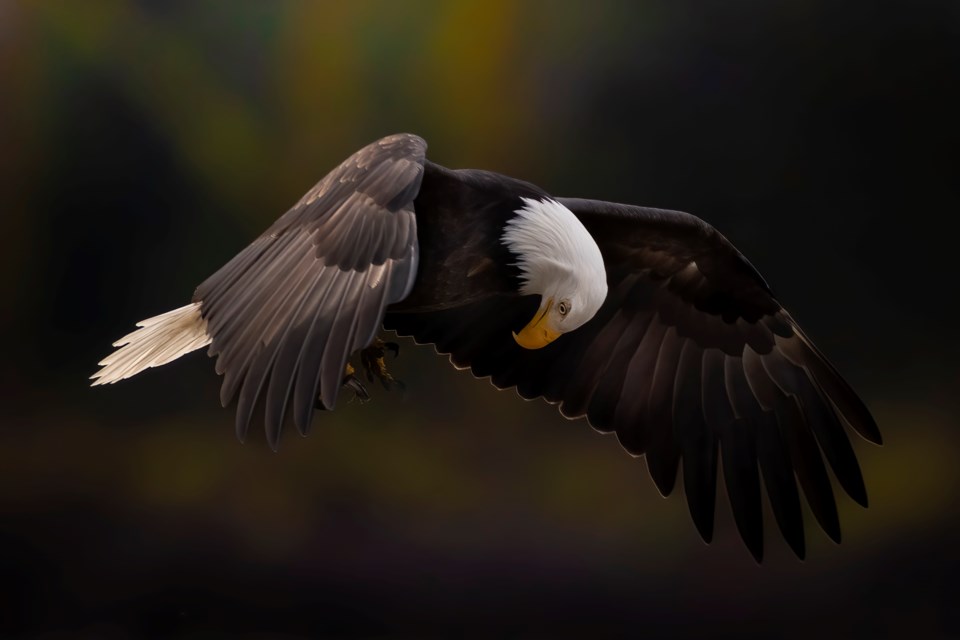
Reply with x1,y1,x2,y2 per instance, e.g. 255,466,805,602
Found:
376,372,404,392
341,373,371,404
320,362,369,405
359,338,403,392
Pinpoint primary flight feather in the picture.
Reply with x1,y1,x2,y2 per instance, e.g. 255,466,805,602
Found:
92,133,881,562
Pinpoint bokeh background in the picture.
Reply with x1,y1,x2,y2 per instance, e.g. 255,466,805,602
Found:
2,1,959,637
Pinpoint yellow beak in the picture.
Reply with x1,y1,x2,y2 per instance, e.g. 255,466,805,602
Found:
512,298,562,350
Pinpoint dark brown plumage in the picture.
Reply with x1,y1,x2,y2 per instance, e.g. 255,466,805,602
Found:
94,133,881,562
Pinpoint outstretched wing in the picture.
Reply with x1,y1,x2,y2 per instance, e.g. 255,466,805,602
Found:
195,133,425,449
386,197,880,561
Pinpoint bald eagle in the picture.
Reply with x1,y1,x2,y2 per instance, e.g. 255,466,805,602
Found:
92,133,880,561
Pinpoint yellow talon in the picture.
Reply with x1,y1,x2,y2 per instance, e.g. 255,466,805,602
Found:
360,338,405,392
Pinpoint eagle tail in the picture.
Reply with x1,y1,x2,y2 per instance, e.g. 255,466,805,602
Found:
90,302,211,386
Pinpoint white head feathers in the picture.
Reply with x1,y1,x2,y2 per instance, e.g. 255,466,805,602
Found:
501,197,608,332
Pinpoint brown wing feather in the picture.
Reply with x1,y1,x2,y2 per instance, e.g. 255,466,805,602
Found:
194,134,426,449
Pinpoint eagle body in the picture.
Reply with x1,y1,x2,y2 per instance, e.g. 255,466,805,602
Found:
93,133,881,561
392,160,542,311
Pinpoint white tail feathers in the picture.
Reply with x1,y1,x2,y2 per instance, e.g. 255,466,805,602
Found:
90,302,211,386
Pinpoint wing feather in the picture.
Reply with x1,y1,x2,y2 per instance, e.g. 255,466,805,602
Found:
614,315,669,455
644,327,684,496
263,268,337,440
722,355,764,561
560,307,635,420
585,310,654,432
755,408,805,558
234,255,327,443
217,232,318,407
191,134,425,447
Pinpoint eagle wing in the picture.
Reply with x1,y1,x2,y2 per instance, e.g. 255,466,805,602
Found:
386,197,880,561
194,133,425,449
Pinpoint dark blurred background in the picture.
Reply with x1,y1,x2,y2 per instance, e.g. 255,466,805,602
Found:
2,1,959,637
